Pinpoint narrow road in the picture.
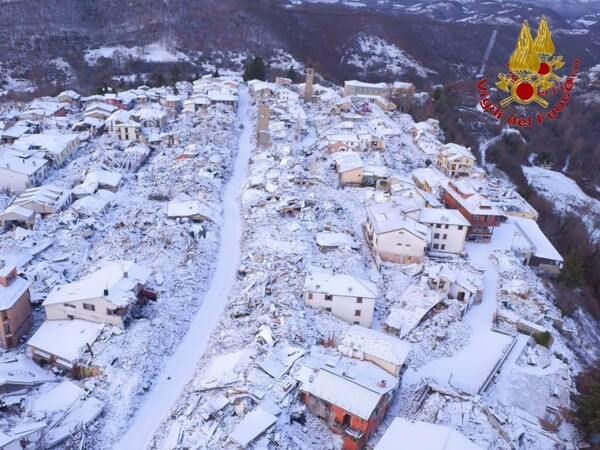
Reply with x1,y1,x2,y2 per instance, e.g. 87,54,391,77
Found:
115,87,253,450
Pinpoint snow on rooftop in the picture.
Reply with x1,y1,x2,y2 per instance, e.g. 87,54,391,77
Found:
301,358,397,420
43,260,150,308
418,208,469,226
510,217,563,263
0,355,56,386
375,418,481,450
33,380,85,416
0,147,48,176
367,202,430,239
339,325,411,367
385,284,445,338
304,268,378,299
0,274,31,311
315,231,358,249
28,320,104,364
229,406,278,447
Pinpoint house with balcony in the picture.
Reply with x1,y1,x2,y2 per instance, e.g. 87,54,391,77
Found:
437,143,476,178
303,269,378,328
300,357,399,450
440,180,504,242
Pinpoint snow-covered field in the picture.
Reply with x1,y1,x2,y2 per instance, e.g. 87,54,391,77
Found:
344,34,436,78
84,43,190,65
523,165,600,240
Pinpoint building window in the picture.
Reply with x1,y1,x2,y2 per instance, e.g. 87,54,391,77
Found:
107,308,116,316
307,293,313,300
458,225,464,230
67,315,74,320
64,303,76,308
441,244,446,250
434,233,440,239
435,224,442,229
354,321,360,325
396,243,402,246
325,294,332,301
357,297,363,304
83,303,96,311
443,234,447,239
406,244,411,247
355,310,361,316
3,321,11,335
325,307,332,312
445,224,449,229
433,243,439,249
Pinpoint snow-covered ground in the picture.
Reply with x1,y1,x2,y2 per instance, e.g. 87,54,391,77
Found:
344,34,436,78
523,164,600,240
114,87,253,450
84,43,190,65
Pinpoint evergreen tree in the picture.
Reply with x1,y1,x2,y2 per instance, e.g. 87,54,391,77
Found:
287,66,297,82
171,65,181,83
558,248,584,288
573,361,600,444
243,57,266,81
155,73,166,87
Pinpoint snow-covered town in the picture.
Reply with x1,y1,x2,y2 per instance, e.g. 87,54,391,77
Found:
0,67,597,450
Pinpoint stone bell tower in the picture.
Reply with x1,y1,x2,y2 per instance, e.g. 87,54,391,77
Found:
304,68,314,103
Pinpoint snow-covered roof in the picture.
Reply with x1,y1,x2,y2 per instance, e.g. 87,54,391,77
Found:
43,260,151,308
385,284,445,338
71,190,113,216
229,406,277,447
0,147,48,175
208,91,238,102
364,165,388,177
315,231,358,249
0,355,55,387
301,358,396,420
303,269,378,299
345,80,388,89
339,325,411,367
510,217,563,263
27,320,104,363
1,123,33,139
418,208,470,226
326,133,359,143
375,418,481,450
367,202,430,240
440,143,475,161
0,275,31,311
58,90,81,100
441,180,503,217
392,81,415,90
333,152,363,172
13,185,69,209
15,132,79,157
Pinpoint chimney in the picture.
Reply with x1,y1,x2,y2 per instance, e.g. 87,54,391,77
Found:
104,287,109,296
378,379,387,388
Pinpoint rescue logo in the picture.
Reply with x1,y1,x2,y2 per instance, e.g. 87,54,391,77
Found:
476,17,579,127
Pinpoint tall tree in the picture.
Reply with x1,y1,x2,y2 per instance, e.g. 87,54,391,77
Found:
573,361,600,445
559,248,584,288
287,66,297,82
243,57,266,82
